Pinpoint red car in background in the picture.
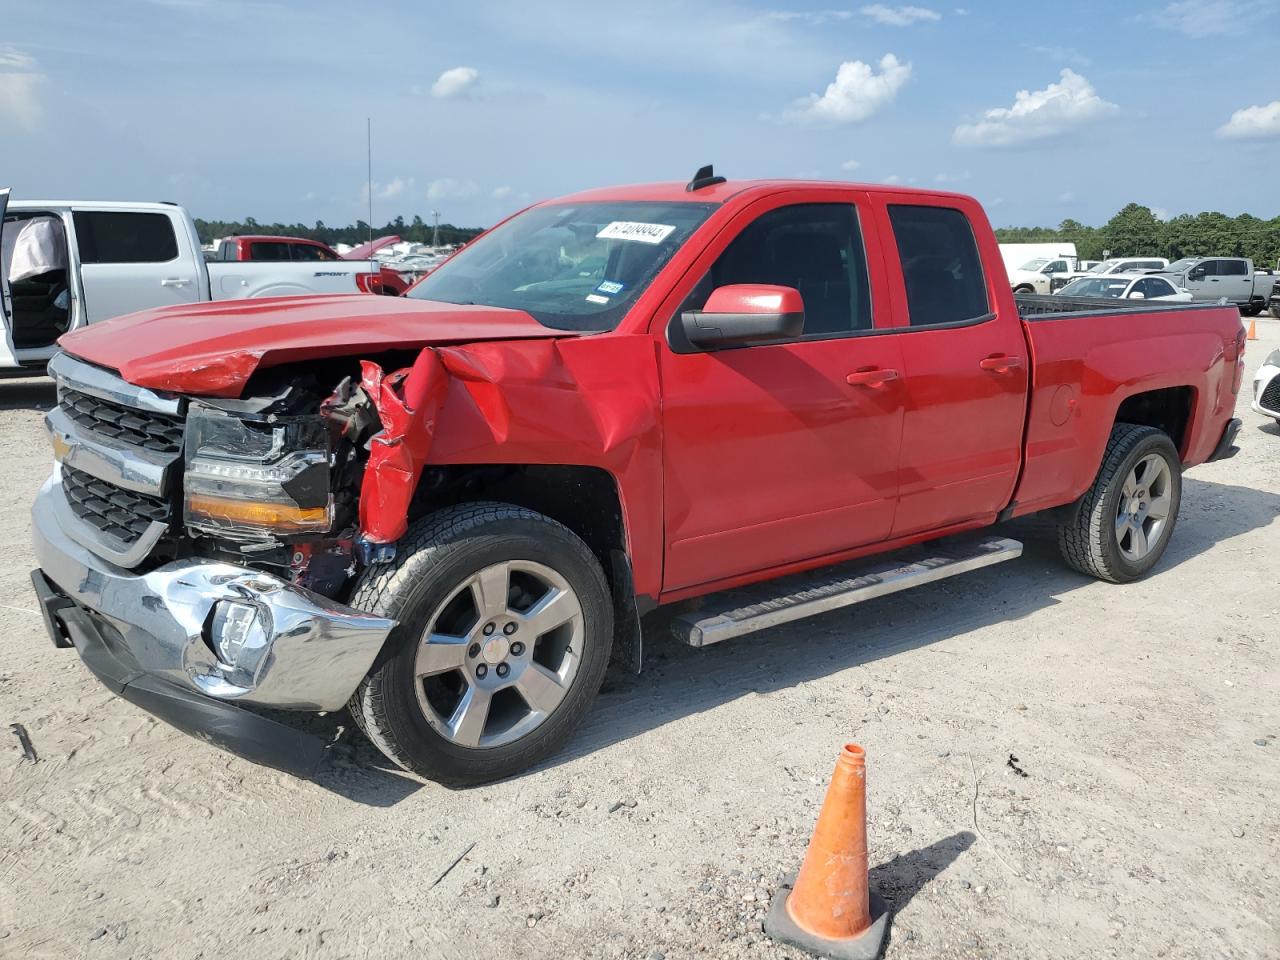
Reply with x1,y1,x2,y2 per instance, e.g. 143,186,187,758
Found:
213,235,410,295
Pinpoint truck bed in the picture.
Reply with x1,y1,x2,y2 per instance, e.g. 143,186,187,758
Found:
1015,294,1231,320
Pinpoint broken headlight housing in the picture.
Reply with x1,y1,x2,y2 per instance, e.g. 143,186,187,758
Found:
183,404,333,540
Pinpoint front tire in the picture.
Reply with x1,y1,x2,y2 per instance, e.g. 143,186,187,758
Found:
1056,424,1182,584
348,503,613,786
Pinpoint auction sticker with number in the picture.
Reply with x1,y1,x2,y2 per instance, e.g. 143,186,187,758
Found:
596,221,676,244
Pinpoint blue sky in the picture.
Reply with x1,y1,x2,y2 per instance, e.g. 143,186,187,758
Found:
3,0,1278,228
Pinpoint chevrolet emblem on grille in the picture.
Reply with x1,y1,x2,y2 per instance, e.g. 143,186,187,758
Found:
50,430,72,462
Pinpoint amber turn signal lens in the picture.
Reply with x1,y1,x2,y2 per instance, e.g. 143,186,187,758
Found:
185,495,328,531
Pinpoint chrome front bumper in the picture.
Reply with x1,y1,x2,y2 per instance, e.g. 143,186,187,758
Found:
32,475,396,712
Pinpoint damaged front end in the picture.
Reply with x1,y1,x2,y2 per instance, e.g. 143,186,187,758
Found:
30,350,444,774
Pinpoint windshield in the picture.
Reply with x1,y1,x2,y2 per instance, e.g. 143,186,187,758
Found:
1164,258,1197,272
1086,259,1123,274
1059,277,1131,298
407,200,717,331
1017,258,1049,271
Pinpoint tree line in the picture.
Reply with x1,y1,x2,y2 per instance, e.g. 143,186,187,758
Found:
195,202,1280,268
193,215,485,249
996,203,1280,268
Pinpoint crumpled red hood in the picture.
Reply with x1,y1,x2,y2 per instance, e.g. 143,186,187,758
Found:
58,294,573,397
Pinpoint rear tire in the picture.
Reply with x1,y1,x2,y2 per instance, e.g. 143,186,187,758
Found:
1013,284,1035,294
1270,306,1280,320
1056,424,1182,584
1240,303,1261,317
348,503,613,786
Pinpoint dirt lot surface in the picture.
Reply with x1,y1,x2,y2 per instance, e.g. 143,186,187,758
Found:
1,323,1277,960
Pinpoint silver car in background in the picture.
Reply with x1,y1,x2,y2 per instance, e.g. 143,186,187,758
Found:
1054,273,1192,302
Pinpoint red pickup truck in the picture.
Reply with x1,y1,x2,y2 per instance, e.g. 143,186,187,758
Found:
31,169,1245,785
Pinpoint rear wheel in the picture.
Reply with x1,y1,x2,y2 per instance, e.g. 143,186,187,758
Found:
1013,284,1035,294
1240,303,1262,317
1270,305,1280,319
348,503,613,786
1056,424,1182,584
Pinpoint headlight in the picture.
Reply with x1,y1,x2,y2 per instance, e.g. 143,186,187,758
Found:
1265,349,1280,368
183,404,333,538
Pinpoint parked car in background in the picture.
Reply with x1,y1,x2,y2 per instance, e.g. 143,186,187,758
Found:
998,242,1077,276
1055,273,1191,302
1050,256,1170,292
0,191,386,375
215,235,410,295
30,172,1245,785
1152,257,1274,315
1266,277,1280,318
1254,349,1280,424
1007,255,1079,294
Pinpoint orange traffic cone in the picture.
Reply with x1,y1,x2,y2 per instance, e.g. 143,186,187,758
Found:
1247,319,1258,341
764,744,891,959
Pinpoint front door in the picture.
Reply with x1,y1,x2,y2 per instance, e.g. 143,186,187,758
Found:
658,195,905,592
874,200,1029,537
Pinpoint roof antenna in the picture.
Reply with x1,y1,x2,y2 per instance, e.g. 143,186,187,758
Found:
686,164,726,192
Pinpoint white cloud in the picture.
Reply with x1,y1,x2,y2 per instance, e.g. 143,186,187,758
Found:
1057,191,1075,203
860,5,941,25
766,9,854,25
426,178,480,201
491,185,513,199
1151,0,1272,37
953,69,1117,148
431,66,480,99
785,54,911,125
1151,207,1170,221
841,159,862,171
379,177,410,199
0,46,42,128
934,171,970,183
883,174,902,184
1217,100,1280,140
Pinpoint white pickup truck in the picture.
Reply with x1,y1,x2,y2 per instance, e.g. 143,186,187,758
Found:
1151,256,1275,316
0,190,382,375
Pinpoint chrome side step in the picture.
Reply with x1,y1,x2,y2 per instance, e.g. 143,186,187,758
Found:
671,535,1023,647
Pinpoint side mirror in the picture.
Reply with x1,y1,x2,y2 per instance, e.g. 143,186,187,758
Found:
680,284,804,349
1189,268,1205,281
1128,291,1146,300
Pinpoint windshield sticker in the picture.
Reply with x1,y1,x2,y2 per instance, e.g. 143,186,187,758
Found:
596,280,625,295
596,221,676,245
585,294,611,305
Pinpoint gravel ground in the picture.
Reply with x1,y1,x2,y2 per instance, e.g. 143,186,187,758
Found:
0,322,1276,960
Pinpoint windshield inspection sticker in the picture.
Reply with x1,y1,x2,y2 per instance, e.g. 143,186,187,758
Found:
596,280,625,295
585,294,611,305
596,221,676,245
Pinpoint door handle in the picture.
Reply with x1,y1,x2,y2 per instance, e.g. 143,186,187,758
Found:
160,278,192,287
846,367,900,387
979,354,1024,374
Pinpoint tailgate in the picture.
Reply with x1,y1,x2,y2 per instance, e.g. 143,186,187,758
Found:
207,260,378,299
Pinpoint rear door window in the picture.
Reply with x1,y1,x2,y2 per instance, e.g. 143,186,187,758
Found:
248,241,293,261
888,205,990,326
73,212,179,264
1220,259,1248,276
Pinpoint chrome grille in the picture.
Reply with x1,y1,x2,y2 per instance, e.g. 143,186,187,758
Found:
60,388,185,455
46,353,186,567
62,464,170,545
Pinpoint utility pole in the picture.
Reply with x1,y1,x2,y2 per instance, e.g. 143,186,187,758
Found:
431,210,441,249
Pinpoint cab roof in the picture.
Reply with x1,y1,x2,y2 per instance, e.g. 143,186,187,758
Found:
543,178,971,207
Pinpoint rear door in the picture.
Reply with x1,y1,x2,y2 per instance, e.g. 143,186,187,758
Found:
873,198,1029,538
73,208,202,322
1217,258,1253,302
0,188,17,368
